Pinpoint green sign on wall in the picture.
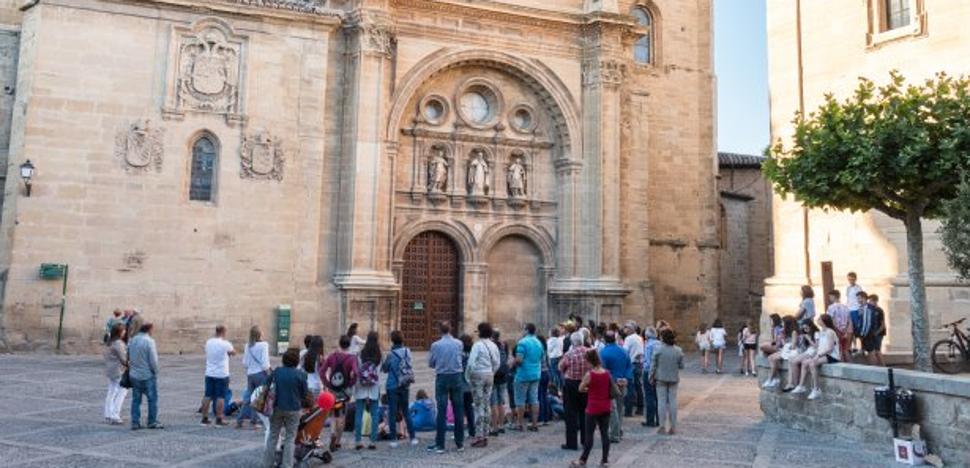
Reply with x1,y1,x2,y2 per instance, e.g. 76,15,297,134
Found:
276,305,291,355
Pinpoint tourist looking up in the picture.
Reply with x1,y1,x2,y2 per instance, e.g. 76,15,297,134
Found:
489,330,510,436
640,327,660,427
427,322,465,454
796,285,816,326
864,294,887,366
238,326,271,429
382,330,418,447
354,331,382,450
793,314,840,400
261,348,309,468
103,323,128,425
201,325,236,427
513,323,545,432
466,322,500,447
322,335,357,451
559,332,590,451
347,323,366,355
572,349,612,467
708,319,727,374
128,322,162,430
598,331,631,443
650,328,684,435
622,322,645,417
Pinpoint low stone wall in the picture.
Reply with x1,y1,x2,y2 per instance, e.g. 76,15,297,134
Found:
758,360,970,466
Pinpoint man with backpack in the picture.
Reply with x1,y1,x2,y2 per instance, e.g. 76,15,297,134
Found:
381,330,418,448
322,335,358,451
427,322,465,454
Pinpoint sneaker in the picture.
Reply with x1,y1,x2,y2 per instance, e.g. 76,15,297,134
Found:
456,445,465,453
410,438,419,446
761,378,777,389
427,444,442,453
791,385,808,395
131,424,142,431
200,417,211,426
214,419,229,427
147,423,164,429
807,389,822,400
390,442,399,448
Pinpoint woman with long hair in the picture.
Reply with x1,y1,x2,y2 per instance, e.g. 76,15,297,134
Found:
347,323,366,355
238,325,271,428
572,349,612,467
797,285,816,325
103,323,128,425
794,314,841,400
354,331,382,449
304,336,325,400
763,315,798,389
783,320,819,392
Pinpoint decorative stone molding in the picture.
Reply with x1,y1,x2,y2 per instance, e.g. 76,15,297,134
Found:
163,18,247,126
240,131,285,181
114,119,164,173
582,58,626,87
345,10,396,58
225,0,334,16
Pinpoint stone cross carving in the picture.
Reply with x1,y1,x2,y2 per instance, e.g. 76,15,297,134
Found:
240,131,284,181
115,119,164,173
467,149,490,196
507,157,527,197
427,146,449,193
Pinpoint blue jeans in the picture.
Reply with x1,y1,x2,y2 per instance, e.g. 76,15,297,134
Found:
642,376,658,426
435,373,464,449
238,371,267,423
625,366,643,416
549,358,562,389
354,397,380,443
130,377,158,427
387,385,416,441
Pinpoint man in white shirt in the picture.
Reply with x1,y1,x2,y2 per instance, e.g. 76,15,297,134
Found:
622,322,645,417
201,325,236,426
547,328,564,388
845,272,864,353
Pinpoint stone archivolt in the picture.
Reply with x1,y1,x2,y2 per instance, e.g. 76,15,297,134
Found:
240,131,285,181
115,119,164,173
163,19,247,126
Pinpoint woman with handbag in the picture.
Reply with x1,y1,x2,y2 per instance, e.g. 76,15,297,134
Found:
238,326,272,429
572,349,613,467
649,328,684,436
103,323,128,425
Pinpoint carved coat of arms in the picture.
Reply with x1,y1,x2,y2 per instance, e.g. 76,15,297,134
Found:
240,132,284,181
164,20,246,125
115,119,164,173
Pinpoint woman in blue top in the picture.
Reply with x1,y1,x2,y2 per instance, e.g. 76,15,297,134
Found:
381,330,418,447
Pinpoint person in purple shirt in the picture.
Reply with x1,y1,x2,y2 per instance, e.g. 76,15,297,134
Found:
427,322,465,454
598,332,631,443
640,327,660,427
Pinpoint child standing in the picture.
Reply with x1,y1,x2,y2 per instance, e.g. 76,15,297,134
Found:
694,324,711,373
741,322,758,377
708,320,728,374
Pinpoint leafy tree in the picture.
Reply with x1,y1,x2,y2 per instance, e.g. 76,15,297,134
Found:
941,176,970,281
764,72,970,372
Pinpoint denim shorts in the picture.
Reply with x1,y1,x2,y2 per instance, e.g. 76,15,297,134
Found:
490,384,507,406
513,380,539,407
204,376,229,399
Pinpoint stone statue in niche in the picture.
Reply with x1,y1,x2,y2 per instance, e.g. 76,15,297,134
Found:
240,131,284,181
427,146,449,193
467,149,490,196
507,156,527,197
115,119,164,173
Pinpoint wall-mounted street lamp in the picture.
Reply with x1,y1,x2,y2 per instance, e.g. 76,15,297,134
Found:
19,159,34,197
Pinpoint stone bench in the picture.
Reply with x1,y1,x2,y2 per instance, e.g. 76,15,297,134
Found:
757,358,970,466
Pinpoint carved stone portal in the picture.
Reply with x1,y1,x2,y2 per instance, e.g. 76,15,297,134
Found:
240,131,284,181
164,19,246,125
115,119,164,173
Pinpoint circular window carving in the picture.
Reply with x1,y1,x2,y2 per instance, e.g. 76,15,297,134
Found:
419,95,449,125
456,80,502,128
509,104,538,133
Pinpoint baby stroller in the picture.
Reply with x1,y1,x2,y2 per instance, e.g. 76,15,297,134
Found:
275,406,333,467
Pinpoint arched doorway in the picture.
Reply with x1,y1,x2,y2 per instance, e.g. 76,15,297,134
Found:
400,231,460,349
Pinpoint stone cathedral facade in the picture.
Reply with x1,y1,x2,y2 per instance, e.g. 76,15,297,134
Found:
0,0,717,352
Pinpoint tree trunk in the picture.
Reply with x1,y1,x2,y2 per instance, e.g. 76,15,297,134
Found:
905,212,932,372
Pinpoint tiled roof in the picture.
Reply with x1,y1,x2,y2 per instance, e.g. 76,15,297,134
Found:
718,151,766,168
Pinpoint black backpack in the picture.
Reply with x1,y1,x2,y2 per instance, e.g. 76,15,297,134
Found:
493,342,510,385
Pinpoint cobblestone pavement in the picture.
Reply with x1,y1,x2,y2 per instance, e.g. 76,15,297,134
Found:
0,350,897,467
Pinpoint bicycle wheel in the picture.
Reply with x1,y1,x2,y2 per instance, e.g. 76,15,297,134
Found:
931,340,968,374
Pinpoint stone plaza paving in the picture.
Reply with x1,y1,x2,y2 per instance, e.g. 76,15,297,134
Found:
0,350,898,467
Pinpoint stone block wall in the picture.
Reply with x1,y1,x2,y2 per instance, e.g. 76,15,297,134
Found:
759,361,970,467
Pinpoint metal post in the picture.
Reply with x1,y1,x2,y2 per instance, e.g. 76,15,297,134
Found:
888,368,898,439
55,264,69,351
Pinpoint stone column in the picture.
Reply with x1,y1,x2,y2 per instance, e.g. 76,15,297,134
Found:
334,8,398,332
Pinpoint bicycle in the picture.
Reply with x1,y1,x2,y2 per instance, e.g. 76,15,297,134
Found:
931,317,970,374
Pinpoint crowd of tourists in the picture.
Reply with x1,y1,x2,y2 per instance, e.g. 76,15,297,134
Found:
100,313,690,467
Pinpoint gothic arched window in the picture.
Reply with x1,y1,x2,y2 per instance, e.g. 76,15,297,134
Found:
189,135,218,202
632,7,653,65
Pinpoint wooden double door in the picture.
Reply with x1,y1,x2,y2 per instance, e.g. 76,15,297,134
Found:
400,231,460,350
